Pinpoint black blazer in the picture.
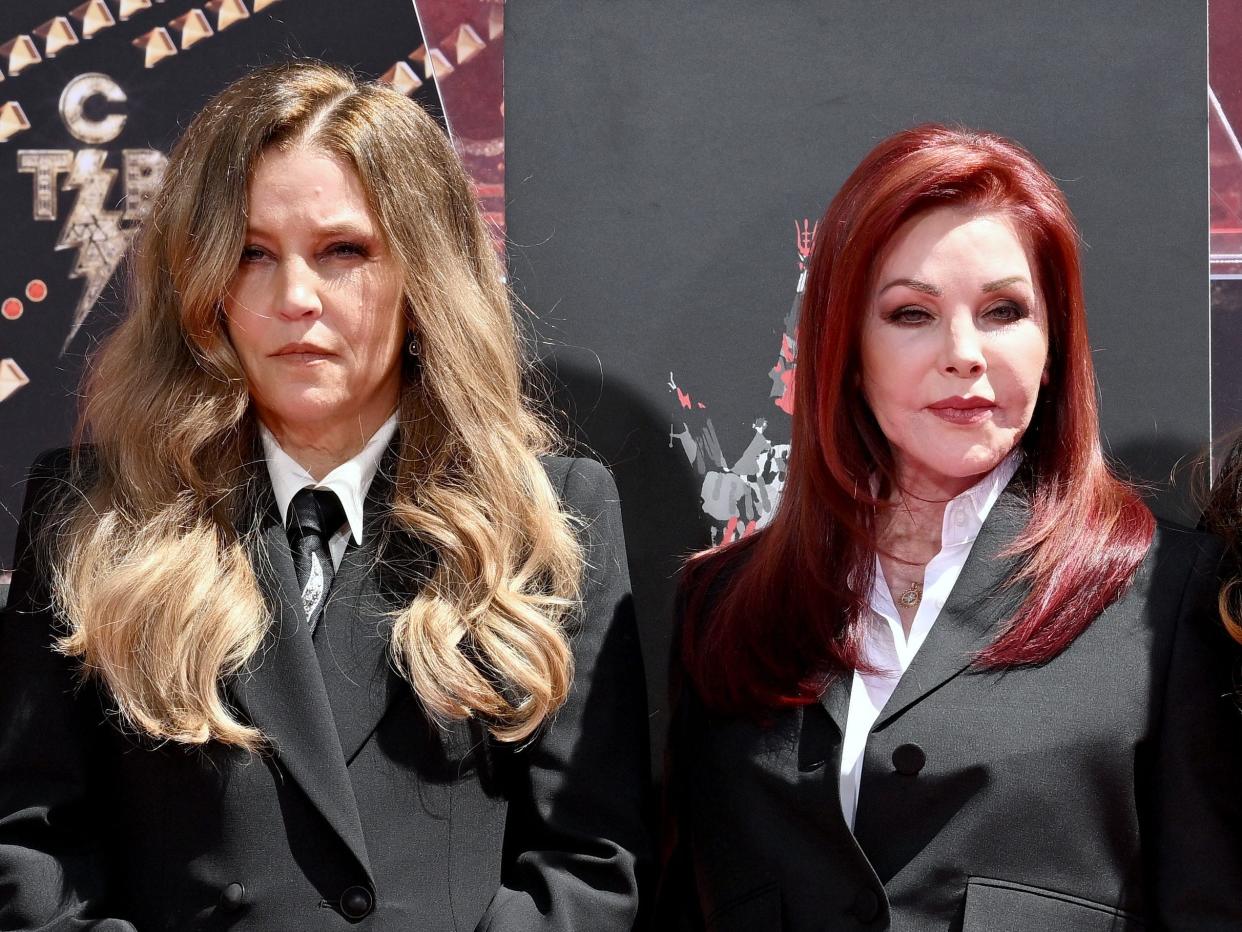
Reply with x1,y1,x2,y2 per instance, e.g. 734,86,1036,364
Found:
0,450,650,930
661,487,1242,931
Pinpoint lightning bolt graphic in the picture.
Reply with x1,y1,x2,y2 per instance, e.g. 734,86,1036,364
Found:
56,148,134,351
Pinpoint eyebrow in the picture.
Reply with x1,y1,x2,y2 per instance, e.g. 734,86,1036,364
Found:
879,278,941,297
981,275,1029,292
244,220,377,240
878,275,1031,297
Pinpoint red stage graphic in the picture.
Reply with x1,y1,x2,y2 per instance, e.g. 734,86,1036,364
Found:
667,219,814,544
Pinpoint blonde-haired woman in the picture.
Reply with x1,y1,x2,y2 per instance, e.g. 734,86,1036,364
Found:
0,61,648,930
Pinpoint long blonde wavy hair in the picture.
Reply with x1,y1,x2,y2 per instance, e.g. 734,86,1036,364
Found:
51,61,582,749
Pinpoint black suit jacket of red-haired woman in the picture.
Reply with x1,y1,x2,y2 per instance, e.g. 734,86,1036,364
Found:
660,484,1242,931
0,451,651,931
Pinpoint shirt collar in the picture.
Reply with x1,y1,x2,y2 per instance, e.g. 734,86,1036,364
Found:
259,414,398,545
938,448,1021,548
866,449,1022,628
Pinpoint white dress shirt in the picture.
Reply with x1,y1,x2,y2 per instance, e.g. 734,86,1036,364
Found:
838,452,1020,830
259,415,398,571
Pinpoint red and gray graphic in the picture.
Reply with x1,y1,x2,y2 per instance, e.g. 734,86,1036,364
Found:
667,219,814,545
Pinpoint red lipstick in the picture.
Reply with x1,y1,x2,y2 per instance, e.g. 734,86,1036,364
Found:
927,395,996,425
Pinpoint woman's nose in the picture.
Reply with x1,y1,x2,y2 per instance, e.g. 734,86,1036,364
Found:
942,317,986,377
275,258,322,320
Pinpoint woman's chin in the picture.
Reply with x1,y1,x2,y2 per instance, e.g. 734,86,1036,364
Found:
895,447,1012,494
253,396,350,437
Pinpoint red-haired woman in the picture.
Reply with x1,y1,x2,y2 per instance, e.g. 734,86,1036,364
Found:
660,125,1242,930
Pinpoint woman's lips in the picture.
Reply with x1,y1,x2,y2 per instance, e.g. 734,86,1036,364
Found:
927,398,996,425
272,343,332,362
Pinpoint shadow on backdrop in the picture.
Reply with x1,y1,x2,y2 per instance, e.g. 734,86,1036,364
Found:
534,348,706,768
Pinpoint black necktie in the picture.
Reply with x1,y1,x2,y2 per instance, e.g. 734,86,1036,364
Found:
286,487,346,634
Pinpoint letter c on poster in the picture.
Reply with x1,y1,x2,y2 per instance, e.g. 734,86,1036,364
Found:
59,73,127,145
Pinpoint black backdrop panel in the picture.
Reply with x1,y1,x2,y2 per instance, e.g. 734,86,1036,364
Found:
506,2,1207,752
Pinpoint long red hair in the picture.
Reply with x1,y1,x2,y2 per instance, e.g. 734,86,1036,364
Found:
680,124,1155,715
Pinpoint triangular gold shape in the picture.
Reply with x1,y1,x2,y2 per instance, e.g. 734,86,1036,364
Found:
427,48,453,80
381,61,423,96
34,17,80,59
0,101,31,142
1,36,42,77
116,0,153,21
0,358,31,403
170,9,213,50
205,0,249,31
488,6,503,41
408,45,428,75
410,46,457,81
446,23,485,66
132,26,176,68
252,0,283,11
71,0,117,40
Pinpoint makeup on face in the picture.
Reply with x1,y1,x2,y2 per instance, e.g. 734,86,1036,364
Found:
860,207,1049,499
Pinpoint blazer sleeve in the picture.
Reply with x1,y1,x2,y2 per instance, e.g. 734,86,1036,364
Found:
1148,532,1242,930
476,457,652,932
653,590,706,932
0,451,137,931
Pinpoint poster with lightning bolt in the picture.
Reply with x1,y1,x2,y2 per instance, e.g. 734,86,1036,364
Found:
0,0,505,570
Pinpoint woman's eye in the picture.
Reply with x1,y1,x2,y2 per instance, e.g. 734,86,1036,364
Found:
986,301,1028,323
886,305,932,325
326,241,368,259
239,245,267,263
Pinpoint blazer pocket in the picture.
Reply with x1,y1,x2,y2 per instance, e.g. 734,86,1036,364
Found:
963,877,1145,932
705,880,781,932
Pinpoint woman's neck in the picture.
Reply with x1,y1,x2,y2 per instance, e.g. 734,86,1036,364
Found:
876,487,953,636
263,415,385,481
877,492,946,565
877,464,984,557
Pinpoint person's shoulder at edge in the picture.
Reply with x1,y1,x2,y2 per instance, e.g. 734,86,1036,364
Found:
677,530,757,609
1143,517,1225,581
537,455,626,533
25,445,76,482
10,446,82,547
1138,519,1235,670
15,446,98,532
538,453,612,497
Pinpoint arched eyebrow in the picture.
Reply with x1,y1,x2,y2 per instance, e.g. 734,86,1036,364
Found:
981,275,1028,292
878,278,941,297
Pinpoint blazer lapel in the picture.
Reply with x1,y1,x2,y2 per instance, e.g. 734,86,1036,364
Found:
871,488,1030,731
313,467,437,764
818,670,852,737
230,505,373,877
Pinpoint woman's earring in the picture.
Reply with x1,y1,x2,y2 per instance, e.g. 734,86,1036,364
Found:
407,333,420,357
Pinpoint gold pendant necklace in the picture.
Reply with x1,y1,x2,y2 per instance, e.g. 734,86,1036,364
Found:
897,581,922,608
